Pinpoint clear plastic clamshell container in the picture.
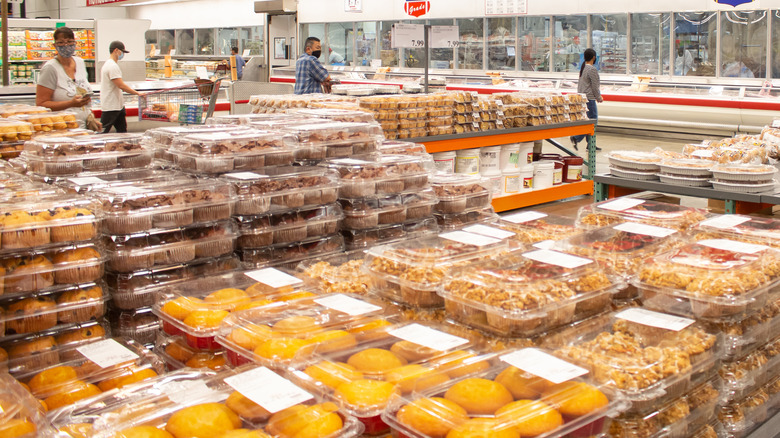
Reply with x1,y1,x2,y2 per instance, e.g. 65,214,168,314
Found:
93,178,235,234
0,194,102,251
576,198,708,231
341,189,438,230
105,220,237,273
711,295,780,360
169,130,296,174
343,218,438,251
542,309,720,414
10,337,164,412
363,232,509,308
0,119,33,143
51,364,365,438
382,346,628,438
287,108,378,124
321,155,431,198
718,385,773,438
155,334,228,371
220,166,341,215
295,250,373,296
633,239,780,320
153,269,320,350
434,206,498,231
288,321,490,436
144,124,249,148
692,214,780,250
283,121,383,159
494,210,583,245
377,140,429,156
23,134,153,176
0,372,49,438
206,113,294,125
46,168,190,195
439,249,624,337
430,174,492,214
109,306,160,346
237,234,345,270
235,204,343,248
215,292,397,369
10,110,79,132
719,339,780,404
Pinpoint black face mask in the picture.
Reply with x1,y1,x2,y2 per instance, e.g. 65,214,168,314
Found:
311,50,322,59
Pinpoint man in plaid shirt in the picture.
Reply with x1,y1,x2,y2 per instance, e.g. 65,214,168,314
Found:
294,37,332,94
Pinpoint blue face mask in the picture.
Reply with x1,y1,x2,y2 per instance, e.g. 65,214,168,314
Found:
56,44,76,59
118,52,125,61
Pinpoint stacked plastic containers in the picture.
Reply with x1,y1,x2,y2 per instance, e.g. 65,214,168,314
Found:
450,90,481,134
322,155,439,251
0,372,50,436
430,173,497,230
576,198,708,232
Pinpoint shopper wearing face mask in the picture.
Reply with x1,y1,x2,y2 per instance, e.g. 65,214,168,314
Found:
294,36,332,94
100,41,140,133
36,26,100,130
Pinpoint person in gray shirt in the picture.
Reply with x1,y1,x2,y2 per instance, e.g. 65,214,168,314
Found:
571,48,603,152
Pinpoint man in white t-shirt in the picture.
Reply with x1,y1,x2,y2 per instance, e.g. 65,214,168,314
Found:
100,41,140,133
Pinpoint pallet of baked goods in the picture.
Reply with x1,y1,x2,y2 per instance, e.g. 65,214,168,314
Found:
542,308,720,414
283,121,384,160
215,292,396,369
363,231,509,308
235,204,343,248
493,210,583,245
155,333,229,372
709,163,779,193
693,214,780,249
323,155,431,198
287,320,492,435
0,372,50,437
105,220,237,273
576,198,708,231
51,364,365,438
92,178,235,234
154,268,320,350
382,346,628,438
439,248,623,336
109,306,160,346
340,189,437,230
220,166,340,215
633,239,780,320
430,173,492,214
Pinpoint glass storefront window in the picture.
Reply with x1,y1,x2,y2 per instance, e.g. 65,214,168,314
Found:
241,26,263,56
356,22,378,67
720,10,767,79
176,29,194,55
773,11,780,78
487,17,516,71
301,24,325,58
674,12,717,76
159,30,175,55
519,16,550,72
196,29,214,55
217,28,238,56
402,20,425,68
631,13,671,75
145,30,157,56
327,22,354,66
458,18,485,70
592,14,627,74
378,21,398,67
553,15,587,73
430,19,455,69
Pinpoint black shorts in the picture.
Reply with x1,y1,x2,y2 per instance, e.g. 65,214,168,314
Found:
101,108,127,133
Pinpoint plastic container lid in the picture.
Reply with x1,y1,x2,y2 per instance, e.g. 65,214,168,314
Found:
44,169,190,195
288,108,378,124
235,204,343,248
0,372,49,437
693,214,780,249
430,174,492,214
496,211,582,245
607,151,662,171
237,234,345,270
377,140,428,156
295,250,373,295
144,124,249,147
283,121,384,147
322,155,432,198
576,199,708,231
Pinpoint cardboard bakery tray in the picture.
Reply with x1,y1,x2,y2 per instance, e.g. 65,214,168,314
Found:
492,210,583,245
693,214,780,250
632,240,780,320
0,119,33,144
105,220,237,273
439,249,624,337
0,195,102,252
143,124,250,148
377,140,429,156
237,234,346,270
92,178,235,235
287,107,378,124
106,254,240,311
220,166,341,216
169,130,297,175
541,309,721,414
42,168,191,195
0,372,50,437
235,204,343,248
287,321,492,435
363,232,509,308
10,110,79,132
9,337,164,413
712,295,780,360
719,385,774,438
51,364,365,438
576,198,708,231
720,337,780,404
109,306,160,347
215,293,397,370
1,281,109,337
381,346,628,438
155,333,228,372
434,205,498,231
341,190,437,231
430,174,492,214
0,240,106,298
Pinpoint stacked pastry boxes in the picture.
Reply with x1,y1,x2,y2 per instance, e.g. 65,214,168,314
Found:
430,173,498,230
0,104,87,160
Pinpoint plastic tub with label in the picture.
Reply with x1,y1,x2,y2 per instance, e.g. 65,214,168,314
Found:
576,198,708,231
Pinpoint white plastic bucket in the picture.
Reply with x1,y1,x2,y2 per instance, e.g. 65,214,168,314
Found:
482,169,502,196
518,142,534,165
534,161,554,190
519,165,534,192
501,166,521,196
479,146,502,174
500,143,520,170
455,148,480,175
432,151,456,174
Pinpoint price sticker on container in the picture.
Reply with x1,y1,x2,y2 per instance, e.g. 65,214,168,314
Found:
522,249,592,269
439,230,501,247
614,222,677,238
596,198,646,212
501,348,588,384
700,215,752,230
391,23,425,49
68,176,105,185
502,211,548,224
225,367,313,413
224,172,263,180
431,25,459,49
163,380,226,406
699,239,769,254
314,294,381,316
616,308,694,332
245,268,303,289
77,339,139,368
463,224,515,240
390,324,468,351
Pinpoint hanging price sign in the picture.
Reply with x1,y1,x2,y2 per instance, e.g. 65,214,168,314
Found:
431,26,459,49
391,23,425,49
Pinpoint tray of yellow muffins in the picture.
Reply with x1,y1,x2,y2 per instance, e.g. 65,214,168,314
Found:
0,372,50,438
155,333,229,373
10,110,79,133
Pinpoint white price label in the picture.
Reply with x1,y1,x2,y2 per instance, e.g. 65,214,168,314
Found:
391,23,425,49
614,222,677,238
431,25,460,49
163,380,226,406
522,249,592,269
196,66,209,80
314,294,381,316
700,215,752,229
389,324,468,351
225,367,313,414
77,339,139,368
439,231,501,247
502,211,548,224
225,172,263,180
597,198,646,212
500,348,587,384
699,239,769,254
68,176,105,185
616,308,694,332
691,149,714,158
245,268,303,289
463,224,515,240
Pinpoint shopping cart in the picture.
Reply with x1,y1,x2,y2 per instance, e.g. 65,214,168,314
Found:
138,79,222,124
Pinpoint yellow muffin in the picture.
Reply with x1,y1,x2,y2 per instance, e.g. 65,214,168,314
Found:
0,419,37,438
227,325,275,351
305,330,357,354
204,288,251,311
397,397,469,438
347,319,393,341
494,366,554,399
444,378,513,415
55,324,106,347
495,400,563,437
347,348,407,374
49,207,96,242
218,430,272,438
272,316,320,336
435,352,491,379
304,361,363,390
541,381,609,417
164,338,195,363
234,299,274,312
165,403,241,438
334,379,397,409
446,418,520,438
113,426,174,438
161,297,204,321
254,337,310,361
182,309,230,329
44,380,102,410
266,403,341,438
97,367,158,391
28,365,79,398
185,353,227,370
384,364,450,394
225,391,272,423
390,341,441,362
